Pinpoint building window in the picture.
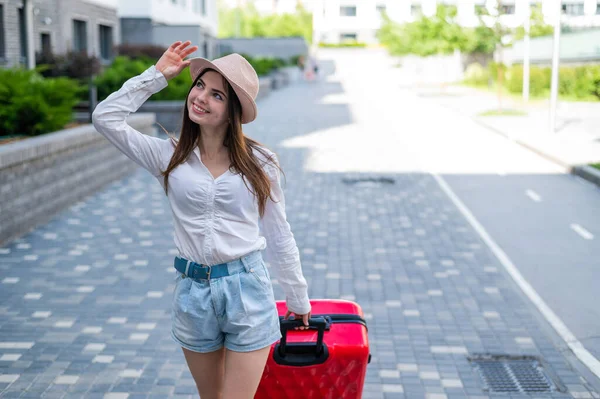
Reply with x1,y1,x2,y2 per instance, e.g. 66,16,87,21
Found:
193,0,205,14
99,25,113,60
411,4,422,17
340,33,357,41
562,3,584,15
500,4,515,14
41,33,51,56
376,4,386,14
73,20,87,52
18,7,27,64
340,6,357,16
0,4,5,59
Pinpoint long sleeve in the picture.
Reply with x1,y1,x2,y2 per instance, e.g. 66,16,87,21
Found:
92,65,172,177
260,156,311,315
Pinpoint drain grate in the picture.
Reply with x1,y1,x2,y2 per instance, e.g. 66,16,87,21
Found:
468,354,564,394
341,177,395,186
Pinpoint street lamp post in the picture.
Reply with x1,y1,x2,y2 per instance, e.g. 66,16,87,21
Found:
549,0,562,133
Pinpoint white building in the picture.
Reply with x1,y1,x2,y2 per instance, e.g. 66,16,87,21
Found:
120,0,219,58
312,0,600,45
220,0,318,15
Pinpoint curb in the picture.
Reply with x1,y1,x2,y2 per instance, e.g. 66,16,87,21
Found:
472,116,600,189
572,165,600,187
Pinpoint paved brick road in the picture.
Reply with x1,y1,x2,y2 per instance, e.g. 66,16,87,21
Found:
1,49,598,398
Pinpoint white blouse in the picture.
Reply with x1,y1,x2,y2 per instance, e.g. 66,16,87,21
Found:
92,65,310,315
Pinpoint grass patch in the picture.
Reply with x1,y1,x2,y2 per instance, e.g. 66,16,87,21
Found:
478,109,527,116
591,163,600,171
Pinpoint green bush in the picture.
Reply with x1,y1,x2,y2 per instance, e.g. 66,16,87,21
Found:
568,65,600,99
289,55,303,67
487,62,508,83
247,56,279,76
35,51,101,80
506,65,550,96
222,53,283,76
95,52,295,103
504,64,600,100
95,56,193,102
463,62,489,86
0,68,81,136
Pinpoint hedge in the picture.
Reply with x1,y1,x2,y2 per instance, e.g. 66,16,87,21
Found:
464,62,600,100
0,68,81,136
95,54,293,102
319,42,368,48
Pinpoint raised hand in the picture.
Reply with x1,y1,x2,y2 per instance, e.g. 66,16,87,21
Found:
156,41,199,81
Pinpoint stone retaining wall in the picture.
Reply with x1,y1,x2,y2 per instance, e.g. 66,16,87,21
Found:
0,65,301,245
0,115,156,245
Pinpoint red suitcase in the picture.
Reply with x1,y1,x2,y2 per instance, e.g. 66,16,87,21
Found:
255,299,371,399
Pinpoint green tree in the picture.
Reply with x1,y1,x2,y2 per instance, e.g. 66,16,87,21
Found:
475,1,512,110
513,2,554,41
218,4,313,43
377,5,470,57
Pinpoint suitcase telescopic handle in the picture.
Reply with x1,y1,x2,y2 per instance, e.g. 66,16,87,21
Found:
279,317,327,357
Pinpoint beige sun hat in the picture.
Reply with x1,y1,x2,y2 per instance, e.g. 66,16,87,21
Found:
188,53,259,124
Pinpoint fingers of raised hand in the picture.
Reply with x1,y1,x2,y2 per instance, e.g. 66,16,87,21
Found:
169,41,183,51
181,45,199,59
175,40,191,52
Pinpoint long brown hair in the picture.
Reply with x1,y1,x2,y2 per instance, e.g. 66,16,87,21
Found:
160,68,285,217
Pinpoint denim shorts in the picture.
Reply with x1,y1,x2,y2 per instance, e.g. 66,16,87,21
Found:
170,250,282,353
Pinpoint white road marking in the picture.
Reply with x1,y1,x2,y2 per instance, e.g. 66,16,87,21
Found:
570,224,594,240
526,189,542,202
432,172,600,381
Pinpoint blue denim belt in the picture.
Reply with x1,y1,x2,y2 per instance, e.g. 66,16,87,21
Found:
174,256,230,280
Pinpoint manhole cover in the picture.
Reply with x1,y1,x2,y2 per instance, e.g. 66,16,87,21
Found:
468,354,564,394
342,177,395,186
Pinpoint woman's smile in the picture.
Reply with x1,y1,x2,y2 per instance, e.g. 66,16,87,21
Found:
192,104,210,115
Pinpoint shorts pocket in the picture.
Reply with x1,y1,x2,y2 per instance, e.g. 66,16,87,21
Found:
172,275,191,313
174,271,184,283
248,260,271,290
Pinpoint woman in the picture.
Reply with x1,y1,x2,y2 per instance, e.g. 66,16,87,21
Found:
92,41,311,399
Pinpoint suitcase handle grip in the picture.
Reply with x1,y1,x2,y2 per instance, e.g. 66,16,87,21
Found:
279,317,327,357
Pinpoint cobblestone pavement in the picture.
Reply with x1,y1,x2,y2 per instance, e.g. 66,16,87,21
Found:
1,49,599,398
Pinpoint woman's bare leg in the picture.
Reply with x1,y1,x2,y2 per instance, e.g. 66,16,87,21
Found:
182,346,225,399
222,346,271,399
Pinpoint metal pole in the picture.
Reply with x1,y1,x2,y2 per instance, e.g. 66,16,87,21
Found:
24,0,36,70
522,1,531,104
549,0,561,133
